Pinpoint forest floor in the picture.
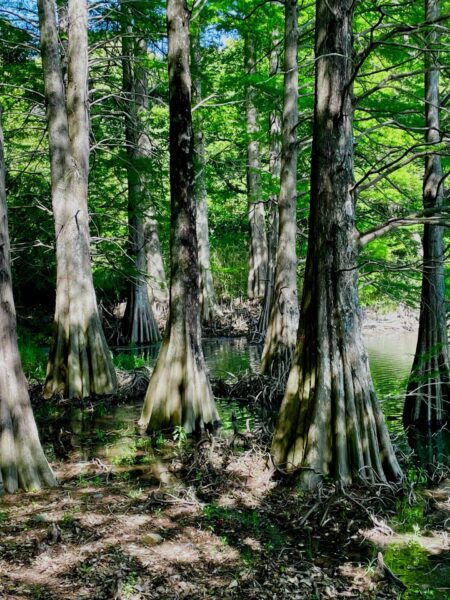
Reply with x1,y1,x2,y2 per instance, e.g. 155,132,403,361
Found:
109,299,418,341
4,302,441,599
1,427,449,600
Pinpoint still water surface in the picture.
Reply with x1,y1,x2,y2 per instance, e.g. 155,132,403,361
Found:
38,329,438,465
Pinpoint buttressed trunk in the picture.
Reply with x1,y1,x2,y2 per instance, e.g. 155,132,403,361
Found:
271,0,402,488
404,0,450,427
38,0,117,399
122,14,160,345
191,28,220,323
0,111,56,493
245,33,268,300
139,0,218,434
261,0,299,375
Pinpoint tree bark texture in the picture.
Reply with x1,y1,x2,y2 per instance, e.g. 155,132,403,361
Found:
38,0,117,399
139,0,218,434
271,0,402,487
121,14,161,345
257,30,281,339
245,33,268,300
404,0,450,428
133,40,169,309
0,111,56,493
261,0,299,375
191,28,220,323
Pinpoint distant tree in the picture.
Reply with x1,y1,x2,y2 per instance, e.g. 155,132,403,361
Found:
271,0,402,487
121,5,161,345
261,0,299,375
38,0,117,398
404,0,450,428
257,28,281,339
0,110,56,493
139,0,218,433
245,31,268,300
191,26,220,323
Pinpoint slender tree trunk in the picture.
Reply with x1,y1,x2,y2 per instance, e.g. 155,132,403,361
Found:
133,41,169,309
257,29,281,339
191,28,220,323
145,208,168,307
139,0,218,434
0,110,56,493
261,0,299,374
38,0,117,399
245,33,268,300
404,0,450,427
271,0,402,488
121,14,160,345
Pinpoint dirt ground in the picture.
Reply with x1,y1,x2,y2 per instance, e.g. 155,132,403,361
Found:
1,429,449,600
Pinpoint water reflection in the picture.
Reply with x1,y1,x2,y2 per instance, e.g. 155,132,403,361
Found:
114,337,262,378
37,331,450,471
365,331,417,435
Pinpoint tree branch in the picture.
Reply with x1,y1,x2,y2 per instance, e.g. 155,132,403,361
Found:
358,208,450,247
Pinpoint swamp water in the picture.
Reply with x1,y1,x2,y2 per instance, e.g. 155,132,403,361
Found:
36,331,450,464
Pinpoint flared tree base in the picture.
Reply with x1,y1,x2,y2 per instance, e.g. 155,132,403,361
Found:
139,324,219,434
123,287,161,346
272,339,403,489
45,317,117,399
0,405,56,494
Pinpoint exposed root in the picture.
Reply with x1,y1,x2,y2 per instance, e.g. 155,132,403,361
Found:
213,371,286,409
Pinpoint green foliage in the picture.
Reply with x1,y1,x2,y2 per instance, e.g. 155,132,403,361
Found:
383,542,441,599
1,0,443,316
17,338,47,380
391,496,426,534
173,425,188,448
113,352,147,371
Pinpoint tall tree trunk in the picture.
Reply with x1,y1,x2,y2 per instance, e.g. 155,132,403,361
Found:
245,33,268,300
145,209,169,307
139,0,218,434
132,41,169,309
38,0,117,399
0,111,56,493
257,29,281,339
121,14,160,345
261,0,299,374
271,0,402,488
404,0,450,427
191,28,220,323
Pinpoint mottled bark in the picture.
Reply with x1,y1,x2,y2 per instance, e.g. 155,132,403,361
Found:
245,33,268,300
257,30,281,339
122,15,160,345
0,111,56,493
38,0,117,399
261,0,299,374
271,0,402,487
404,0,450,427
145,208,168,306
191,29,219,323
139,0,218,434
